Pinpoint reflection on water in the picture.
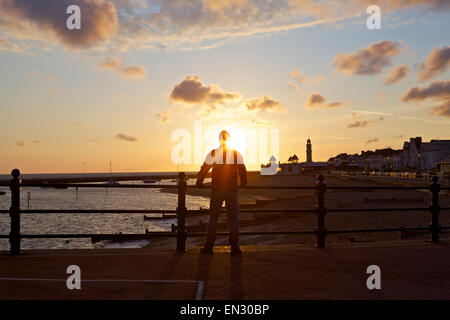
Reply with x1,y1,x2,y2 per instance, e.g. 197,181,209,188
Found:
0,180,210,250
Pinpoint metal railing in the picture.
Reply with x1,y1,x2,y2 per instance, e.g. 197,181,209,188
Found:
1,169,449,255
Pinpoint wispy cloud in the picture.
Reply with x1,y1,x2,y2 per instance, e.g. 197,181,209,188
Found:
332,41,401,76
0,37,23,52
288,69,307,83
402,80,450,118
287,81,301,92
382,65,409,85
0,0,118,49
0,0,448,54
345,108,450,124
60,121,83,127
417,46,450,81
347,120,372,128
115,133,138,142
170,75,241,106
346,112,381,129
99,57,146,79
306,93,342,109
243,95,285,113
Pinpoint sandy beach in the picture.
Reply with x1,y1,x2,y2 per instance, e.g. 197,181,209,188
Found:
147,173,450,249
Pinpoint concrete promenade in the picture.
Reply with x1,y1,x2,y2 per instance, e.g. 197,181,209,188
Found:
1,240,450,300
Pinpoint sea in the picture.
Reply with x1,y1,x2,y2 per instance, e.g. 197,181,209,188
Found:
0,173,210,250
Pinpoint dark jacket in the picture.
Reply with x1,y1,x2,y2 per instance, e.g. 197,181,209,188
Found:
196,146,247,192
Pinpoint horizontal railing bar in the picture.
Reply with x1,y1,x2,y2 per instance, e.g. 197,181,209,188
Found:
10,209,177,214
1,208,448,215
327,227,432,234
3,225,450,240
2,182,449,190
17,232,177,239
189,226,450,236
188,230,316,236
17,183,177,188
0,209,316,214
1,207,449,215
328,207,431,212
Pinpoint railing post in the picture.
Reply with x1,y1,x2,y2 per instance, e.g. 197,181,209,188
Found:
9,169,22,255
176,172,187,252
315,174,327,248
429,176,440,243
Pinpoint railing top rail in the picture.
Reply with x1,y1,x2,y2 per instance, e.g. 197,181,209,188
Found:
1,182,448,190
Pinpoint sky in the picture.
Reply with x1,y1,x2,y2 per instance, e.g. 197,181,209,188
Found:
0,0,449,173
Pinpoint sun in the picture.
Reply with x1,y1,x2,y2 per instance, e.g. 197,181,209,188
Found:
227,128,247,155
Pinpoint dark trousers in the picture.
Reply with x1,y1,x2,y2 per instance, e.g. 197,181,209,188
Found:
204,190,239,249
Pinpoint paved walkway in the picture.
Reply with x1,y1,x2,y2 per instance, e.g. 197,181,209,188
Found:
1,240,450,299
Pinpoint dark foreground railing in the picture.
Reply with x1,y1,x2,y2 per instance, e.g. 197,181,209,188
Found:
1,169,449,255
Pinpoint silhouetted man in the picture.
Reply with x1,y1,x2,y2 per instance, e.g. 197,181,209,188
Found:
196,130,247,255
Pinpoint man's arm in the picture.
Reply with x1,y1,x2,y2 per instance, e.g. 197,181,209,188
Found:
196,162,212,186
235,151,247,187
238,164,247,187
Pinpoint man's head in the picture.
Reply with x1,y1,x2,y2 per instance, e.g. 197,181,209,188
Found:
219,130,230,145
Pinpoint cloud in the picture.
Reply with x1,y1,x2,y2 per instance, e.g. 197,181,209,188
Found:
366,138,379,144
347,120,371,129
0,0,448,53
307,93,325,106
154,108,184,124
170,75,241,106
305,93,342,109
115,133,138,142
287,82,301,92
0,36,23,52
99,57,146,78
430,101,450,118
332,41,401,76
243,95,284,113
0,0,118,48
402,80,450,102
250,116,276,127
418,46,450,81
310,74,324,83
155,110,171,124
402,80,450,118
59,121,83,127
288,70,324,89
382,65,409,84
288,69,307,83
346,112,380,129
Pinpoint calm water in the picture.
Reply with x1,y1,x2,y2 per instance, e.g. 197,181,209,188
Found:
0,179,210,250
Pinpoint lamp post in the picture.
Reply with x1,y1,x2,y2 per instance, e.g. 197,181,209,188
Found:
417,153,421,173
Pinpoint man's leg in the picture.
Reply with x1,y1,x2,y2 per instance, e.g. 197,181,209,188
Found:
225,192,240,250
204,191,223,249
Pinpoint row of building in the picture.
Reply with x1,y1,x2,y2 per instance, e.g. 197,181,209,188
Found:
261,137,450,176
328,137,450,173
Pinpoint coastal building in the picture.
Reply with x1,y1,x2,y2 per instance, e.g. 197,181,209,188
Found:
260,155,280,175
436,155,450,179
328,137,450,172
278,139,328,175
